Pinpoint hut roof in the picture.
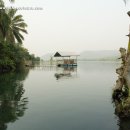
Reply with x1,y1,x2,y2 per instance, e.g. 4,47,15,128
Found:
54,52,79,57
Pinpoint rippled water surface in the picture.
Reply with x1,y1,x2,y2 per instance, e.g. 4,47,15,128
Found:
0,61,122,130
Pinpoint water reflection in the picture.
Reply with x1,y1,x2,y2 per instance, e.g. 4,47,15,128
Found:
28,65,78,80
0,67,29,130
54,66,77,80
117,117,130,130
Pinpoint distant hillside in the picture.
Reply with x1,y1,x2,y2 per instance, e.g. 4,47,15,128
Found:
79,50,120,61
41,50,120,61
41,53,54,60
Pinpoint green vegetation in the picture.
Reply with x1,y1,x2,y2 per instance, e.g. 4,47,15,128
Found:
0,0,40,72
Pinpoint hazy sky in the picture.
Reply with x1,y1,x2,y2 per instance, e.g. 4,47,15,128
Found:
4,0,130,56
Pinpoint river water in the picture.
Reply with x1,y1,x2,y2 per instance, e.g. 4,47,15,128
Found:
0,61,124,130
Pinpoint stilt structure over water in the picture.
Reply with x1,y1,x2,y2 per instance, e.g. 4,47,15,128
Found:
54,52,79,67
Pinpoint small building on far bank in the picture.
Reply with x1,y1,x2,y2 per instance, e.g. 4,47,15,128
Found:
54,52,79,67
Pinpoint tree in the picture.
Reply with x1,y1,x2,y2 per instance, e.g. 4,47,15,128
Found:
0,1,10,42
0,0,38,71
0,0,27,44
6,9,28,44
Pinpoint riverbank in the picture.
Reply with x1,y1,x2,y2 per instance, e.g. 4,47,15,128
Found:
112,47,130,118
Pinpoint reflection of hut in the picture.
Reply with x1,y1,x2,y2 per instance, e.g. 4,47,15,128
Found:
54,66,77,80
54,52,79,67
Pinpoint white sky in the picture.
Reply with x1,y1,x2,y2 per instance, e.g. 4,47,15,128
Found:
4,0,130,56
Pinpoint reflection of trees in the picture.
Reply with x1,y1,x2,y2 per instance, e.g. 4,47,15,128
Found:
0,67,29,130
118,117,130,130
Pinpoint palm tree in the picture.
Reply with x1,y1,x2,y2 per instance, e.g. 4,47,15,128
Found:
0,0,27,44
6,9,28,44
0,9,27,44
0,0,14,42
0,1,10,42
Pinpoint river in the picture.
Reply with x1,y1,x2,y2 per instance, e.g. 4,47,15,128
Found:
0,61,124,130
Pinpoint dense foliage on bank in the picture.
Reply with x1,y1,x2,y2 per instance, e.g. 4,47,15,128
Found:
0,0,40,72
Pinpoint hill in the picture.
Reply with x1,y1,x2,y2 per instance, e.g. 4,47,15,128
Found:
41,50,120,61
79,50,120,61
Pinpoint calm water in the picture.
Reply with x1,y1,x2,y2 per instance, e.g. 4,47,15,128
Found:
0,61,124,130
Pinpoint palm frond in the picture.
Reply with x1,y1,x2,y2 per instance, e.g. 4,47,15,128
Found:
12,18,24,23
13,15,23,22
18,33,24,40
0,12,10,39
13,30,22,43
7,9,17,18
14,27,28,34
14,22,27,28
6,8,28,43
